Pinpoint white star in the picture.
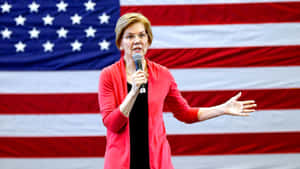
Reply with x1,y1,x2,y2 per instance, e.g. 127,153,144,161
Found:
1,2,12,13
84,0,96,11
85,26,96,38
15,41,26,52
56,1,68,12
98,39,110,50
28,1,40,13
15,15,26,26
28,27,40,39
43,41,54,52
42,14,54,25
70,40,82,52
56,27,68,38
1,28,12,39
98,12,110,24
70,13,82,25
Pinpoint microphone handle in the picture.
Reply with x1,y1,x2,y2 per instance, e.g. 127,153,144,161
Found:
136,60,146,93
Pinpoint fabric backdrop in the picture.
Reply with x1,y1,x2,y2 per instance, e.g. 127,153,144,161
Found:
0,0,300,168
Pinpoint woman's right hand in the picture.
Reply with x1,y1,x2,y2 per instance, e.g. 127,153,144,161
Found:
130,70,148,93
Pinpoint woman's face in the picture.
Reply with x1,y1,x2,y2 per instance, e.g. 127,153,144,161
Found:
120,22,149,59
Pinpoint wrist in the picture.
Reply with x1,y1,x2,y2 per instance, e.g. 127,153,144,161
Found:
215,104,226,115
129,86,140,96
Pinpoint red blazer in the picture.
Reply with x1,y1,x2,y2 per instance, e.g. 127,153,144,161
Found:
98,58,199,169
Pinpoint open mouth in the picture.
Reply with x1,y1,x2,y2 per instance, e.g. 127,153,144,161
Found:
133,47,142,53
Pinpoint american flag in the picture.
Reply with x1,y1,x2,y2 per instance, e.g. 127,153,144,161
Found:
1,0,300,169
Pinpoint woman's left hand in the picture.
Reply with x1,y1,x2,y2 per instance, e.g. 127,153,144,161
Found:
221,92,256,116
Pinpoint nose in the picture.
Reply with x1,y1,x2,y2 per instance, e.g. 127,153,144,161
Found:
133,35,142,43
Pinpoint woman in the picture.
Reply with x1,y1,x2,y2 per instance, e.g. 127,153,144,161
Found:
98,13,256,169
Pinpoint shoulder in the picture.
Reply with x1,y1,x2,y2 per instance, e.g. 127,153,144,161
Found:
100,60,122,81
101,60,121,75
148,60,171,75
147,60,174,83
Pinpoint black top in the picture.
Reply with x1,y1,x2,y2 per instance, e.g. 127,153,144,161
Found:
127,83,150,169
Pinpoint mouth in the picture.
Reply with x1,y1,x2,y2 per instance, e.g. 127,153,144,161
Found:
132,47,142,53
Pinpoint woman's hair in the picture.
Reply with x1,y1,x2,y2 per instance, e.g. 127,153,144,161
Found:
115,13,153,49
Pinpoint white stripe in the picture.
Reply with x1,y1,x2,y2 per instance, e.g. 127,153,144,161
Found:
164,109,300,134
172,66,300,91
171,154,300,169
0,158,104,169
121,0,300,5
1,154,300,169
0,110,299,136
0,114,106,136
151,23,300,48
1,66,299,93
0,71,100,93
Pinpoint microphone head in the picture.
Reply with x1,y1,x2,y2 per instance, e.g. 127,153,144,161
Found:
132,53,142,61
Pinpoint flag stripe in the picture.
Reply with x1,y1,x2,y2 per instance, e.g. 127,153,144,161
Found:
169,132,300,155
165,110,300,134
2,154,300,169
180,89,300,109
120,0,300,5
0,132,299,157
1,66,300,93
171,154,300,169
121,2,300,25
0,89,299,114
151,23,300,48
0,158,104,169
147,46,300,68
0,110,299,136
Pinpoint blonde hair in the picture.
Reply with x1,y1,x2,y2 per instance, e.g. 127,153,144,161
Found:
115,13,153,49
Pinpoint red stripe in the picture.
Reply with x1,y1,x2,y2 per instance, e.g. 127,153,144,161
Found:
0,93,98,114
0,89,299,114
0,132,299,157
168,132,300,156
181,89,300,110
121,2,300,25
146,46,300,68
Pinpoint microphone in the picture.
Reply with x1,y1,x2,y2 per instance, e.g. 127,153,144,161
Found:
132,53,146,93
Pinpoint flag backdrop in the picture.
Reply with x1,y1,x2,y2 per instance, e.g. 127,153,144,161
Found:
1,0,300,168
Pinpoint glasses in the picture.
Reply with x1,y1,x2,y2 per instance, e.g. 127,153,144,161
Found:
124,32,147,41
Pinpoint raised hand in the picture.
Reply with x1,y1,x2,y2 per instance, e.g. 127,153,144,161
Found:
221,92,256,116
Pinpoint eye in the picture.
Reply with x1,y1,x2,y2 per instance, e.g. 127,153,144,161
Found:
139,33,146,38
126,35,134,39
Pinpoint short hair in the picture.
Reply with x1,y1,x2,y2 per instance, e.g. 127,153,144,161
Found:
115,13,153,49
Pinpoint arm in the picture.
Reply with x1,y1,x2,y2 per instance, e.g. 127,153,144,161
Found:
98,69,147,132
164,71,199,123
120,69,147,116
119,88,139,117
98,69,128,133
164,70,256,123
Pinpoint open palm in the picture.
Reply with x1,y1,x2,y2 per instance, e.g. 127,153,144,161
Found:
222,92,256,116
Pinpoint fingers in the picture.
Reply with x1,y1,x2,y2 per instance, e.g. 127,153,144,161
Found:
230,92,242,101
132,70,148,87
243,104,257,109
243,109,256,113
229,111,250,116
240,100,255,105
236,112,251,116
241,101,257,113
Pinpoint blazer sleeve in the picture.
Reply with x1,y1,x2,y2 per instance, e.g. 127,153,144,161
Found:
98,68,128,133
164,70,199,123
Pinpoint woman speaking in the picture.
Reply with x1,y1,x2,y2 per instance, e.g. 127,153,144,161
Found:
98,13,256,169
